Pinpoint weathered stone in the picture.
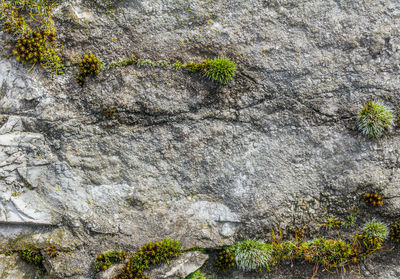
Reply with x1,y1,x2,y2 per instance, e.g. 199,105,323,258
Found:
145,251,209,279
95,264,125,279
0,0,399,278
0,254,40,279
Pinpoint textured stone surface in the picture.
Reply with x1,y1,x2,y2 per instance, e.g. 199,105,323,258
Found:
0,254,39,279
0,0,400,278
145,251,209,279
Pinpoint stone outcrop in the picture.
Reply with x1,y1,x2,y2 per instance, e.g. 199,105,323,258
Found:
0,0,400,278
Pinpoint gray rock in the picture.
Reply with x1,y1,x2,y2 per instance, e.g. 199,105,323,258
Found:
0,254,39,279
0,0,399,278
95,263,126,279
145,251,209,279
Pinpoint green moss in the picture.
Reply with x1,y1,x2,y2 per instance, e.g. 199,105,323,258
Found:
110,59,134,68
45,245,59,258
390,221,400,243
362,221,388,243
180,58,236,83
136,59,155,67
215,248,235,272
19,249,43,267
202,58,236,83
231,240,273,272
358,101,393,138
299,238,354,268
185,269,207,279
76,52,103,86
130,238,181,270
94,250,126,272
323,217,343,229
114,238,181,279
0,0,64,74
101,108,117,119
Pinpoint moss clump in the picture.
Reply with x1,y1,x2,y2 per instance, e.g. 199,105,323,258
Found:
94,250,126,272
362,221,389,243
185,269,207,279
298,238,354,268
76,52,103,86
181,57,236,83
114,238,181,279
323,217,343,229
114,265,147,279
202,58,236,83
19,248,43,266
231,240,273,272
130,238,181,270
0,0,64,74
358,101,393,138
364,193,383,207
390,221,400,243
221,224,389,277
101,108,117,119
215,248,236,272
45,245,59,258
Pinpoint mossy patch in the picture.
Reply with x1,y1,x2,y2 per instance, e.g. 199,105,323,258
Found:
94,250,126,272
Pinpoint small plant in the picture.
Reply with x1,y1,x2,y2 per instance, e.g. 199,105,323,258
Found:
101,108,117,119
130,238,181,270
0,0,64,74
271,238,297,264
362,220,389,243
298,238,354,269
323,217,343,229
45,245,59,258
364,193,383,207
136,59,155,67
19,248,43,266
231,240,273,272
203,58,236,83
390,221,400,243
113,265,147,279
215,248,236,272
180,57,236,83
109,55,135,68
114,238,181,279
185,269,207,279
358,101,393,138
76,52,103,86
94,250,126,272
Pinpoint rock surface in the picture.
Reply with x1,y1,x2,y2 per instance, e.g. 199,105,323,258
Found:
0,0,400,278
145,251,209,279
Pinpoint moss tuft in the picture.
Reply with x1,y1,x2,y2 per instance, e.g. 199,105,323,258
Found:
231,240,273,272
45,245,59,258
19,248,43,266
76,52,103,86
358,101,393,138
185,269,207,279
364,193,383,207
114,238,181,279
0,0,64,74
215,248,236,272
94,250,126,272
390,221,400,243
362,221,389,243
202,58,236,83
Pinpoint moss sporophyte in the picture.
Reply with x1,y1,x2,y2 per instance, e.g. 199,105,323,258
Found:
76,52,103,86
